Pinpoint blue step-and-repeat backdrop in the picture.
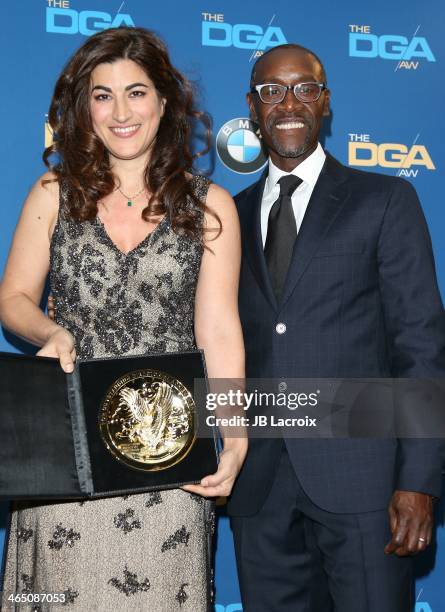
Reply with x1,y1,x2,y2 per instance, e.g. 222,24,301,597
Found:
1,2,444,610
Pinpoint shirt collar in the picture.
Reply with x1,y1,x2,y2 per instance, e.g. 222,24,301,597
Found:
265,142,326,195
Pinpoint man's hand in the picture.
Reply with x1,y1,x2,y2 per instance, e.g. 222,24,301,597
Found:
384,490,434,556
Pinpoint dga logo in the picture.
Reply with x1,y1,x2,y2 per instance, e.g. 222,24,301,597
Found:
415,588,433,611
348,134,435,177
348,25,435,69
202,12,286,53
217,118,267,174
415,604,432,612
46,5,135,36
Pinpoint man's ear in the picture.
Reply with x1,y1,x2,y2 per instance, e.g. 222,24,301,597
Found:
322,88,331,117
247,92,258,122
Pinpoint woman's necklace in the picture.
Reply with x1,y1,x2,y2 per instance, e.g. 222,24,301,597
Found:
116,185,146,207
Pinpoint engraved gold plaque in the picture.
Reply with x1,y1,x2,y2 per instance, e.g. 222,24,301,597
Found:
99,369,196,471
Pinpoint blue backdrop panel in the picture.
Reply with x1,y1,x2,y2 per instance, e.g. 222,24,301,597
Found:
1,2,444,610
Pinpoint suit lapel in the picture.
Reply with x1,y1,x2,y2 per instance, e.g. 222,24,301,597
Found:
280,154,350,308
238,171,278,311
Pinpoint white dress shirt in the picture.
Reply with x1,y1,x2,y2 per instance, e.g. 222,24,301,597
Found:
261,143,326,246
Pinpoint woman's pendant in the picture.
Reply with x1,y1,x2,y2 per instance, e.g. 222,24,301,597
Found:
127,201,132,207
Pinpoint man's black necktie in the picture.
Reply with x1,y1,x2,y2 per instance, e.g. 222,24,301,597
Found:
264,174,303,301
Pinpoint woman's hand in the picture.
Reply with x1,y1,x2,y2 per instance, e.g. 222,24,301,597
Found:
47,294,56,320
36,327,76,373
182,437,248,498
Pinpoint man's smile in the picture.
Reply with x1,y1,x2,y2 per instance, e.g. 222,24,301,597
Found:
268,115,311,133
275,121,305,130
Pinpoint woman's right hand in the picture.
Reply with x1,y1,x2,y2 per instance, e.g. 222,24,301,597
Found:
36,327,76,373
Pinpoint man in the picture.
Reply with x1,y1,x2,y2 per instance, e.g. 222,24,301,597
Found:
228,43,445,612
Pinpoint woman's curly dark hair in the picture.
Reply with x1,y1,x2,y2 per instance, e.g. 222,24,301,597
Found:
43,26,219,241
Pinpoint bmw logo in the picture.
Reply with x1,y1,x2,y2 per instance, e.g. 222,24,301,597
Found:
216,118,267,174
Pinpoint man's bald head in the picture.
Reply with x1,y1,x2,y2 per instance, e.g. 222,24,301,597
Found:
250,43,327,88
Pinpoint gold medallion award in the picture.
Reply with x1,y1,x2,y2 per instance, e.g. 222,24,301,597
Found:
99,369,196,471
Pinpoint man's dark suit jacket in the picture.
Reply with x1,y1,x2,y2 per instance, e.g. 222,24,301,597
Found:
228,152,445,516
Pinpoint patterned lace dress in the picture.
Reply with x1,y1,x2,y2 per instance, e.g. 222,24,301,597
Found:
2,176,215,612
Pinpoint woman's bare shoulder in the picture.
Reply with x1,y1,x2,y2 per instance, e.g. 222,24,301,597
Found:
21,171,60,234
206,182,237,216
31,171,60,200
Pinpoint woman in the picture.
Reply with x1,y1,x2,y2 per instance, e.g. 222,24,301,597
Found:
0,27,246,611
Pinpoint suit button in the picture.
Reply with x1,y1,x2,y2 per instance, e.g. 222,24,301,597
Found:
276,323,286,334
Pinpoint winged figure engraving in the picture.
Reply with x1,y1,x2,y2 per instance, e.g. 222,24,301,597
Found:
112,381,190,451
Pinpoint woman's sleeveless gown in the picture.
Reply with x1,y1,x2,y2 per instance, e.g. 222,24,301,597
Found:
2,176,215,611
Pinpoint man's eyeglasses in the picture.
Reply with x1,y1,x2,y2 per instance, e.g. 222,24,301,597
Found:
251,82,327,105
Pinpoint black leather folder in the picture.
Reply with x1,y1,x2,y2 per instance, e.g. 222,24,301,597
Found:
0,351,218,499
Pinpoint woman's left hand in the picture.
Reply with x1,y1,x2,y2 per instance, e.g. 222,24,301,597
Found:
182,438,248,498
